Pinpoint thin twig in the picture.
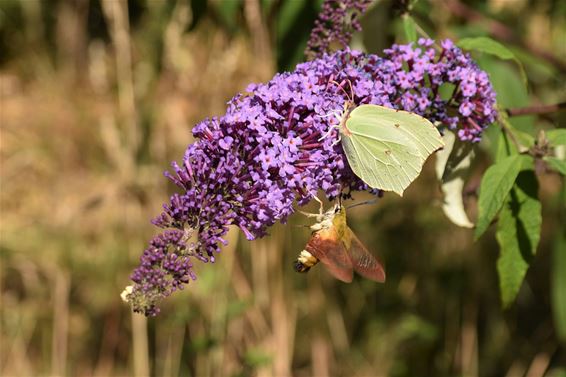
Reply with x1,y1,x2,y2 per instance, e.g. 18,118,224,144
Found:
505,102,566,117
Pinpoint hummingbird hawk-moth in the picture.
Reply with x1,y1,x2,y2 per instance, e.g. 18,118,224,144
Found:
294,203,386,283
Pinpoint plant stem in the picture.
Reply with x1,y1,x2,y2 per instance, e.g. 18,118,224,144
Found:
497,113,527,153
505,102,566,117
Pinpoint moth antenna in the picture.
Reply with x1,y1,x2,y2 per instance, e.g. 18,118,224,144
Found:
346,199,377,210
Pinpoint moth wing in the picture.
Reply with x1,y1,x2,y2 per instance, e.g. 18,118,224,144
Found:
306,228,354,283
346,227,386,282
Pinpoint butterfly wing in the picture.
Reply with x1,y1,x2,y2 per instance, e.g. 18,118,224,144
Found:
305,227,354,283
341,104,444,196
351,105,444,159
345,227,386,282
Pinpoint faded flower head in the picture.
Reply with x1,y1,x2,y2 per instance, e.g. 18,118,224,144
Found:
305,0,373,60
125,39,496,316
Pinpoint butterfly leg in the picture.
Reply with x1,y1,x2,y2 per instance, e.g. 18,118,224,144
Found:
318,124,339,142
331,133,342,146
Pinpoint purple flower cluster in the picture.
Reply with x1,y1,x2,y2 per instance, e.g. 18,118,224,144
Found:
127,229,196,316
381,39,497,142
124,39,497,316
305,0,373,60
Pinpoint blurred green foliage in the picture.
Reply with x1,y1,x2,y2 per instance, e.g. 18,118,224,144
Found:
1,0,565,376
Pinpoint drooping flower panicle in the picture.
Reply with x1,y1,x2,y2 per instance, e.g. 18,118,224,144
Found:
125,39,496,316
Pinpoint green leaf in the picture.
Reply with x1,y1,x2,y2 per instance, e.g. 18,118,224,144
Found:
435,131,475,228
458,37,515,60
509,45,558,80
496,169,541,308
496,128,514,162
475,154,529,239
402,15,417,43
459,37,528,87
547,129,566,146
341,104,444,196
552,234,566,341
478,60,533,157
545,157,566,175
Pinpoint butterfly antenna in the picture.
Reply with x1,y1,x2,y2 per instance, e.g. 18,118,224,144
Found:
346,79,355,104
329,79,352,103
319,80,354,143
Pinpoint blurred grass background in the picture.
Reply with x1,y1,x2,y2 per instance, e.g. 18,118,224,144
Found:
1,0,565,376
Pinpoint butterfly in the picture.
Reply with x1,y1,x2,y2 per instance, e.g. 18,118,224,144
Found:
322,81,444,196
339,103,444,196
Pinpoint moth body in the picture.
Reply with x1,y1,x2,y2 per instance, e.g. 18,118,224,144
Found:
294,204,385,283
